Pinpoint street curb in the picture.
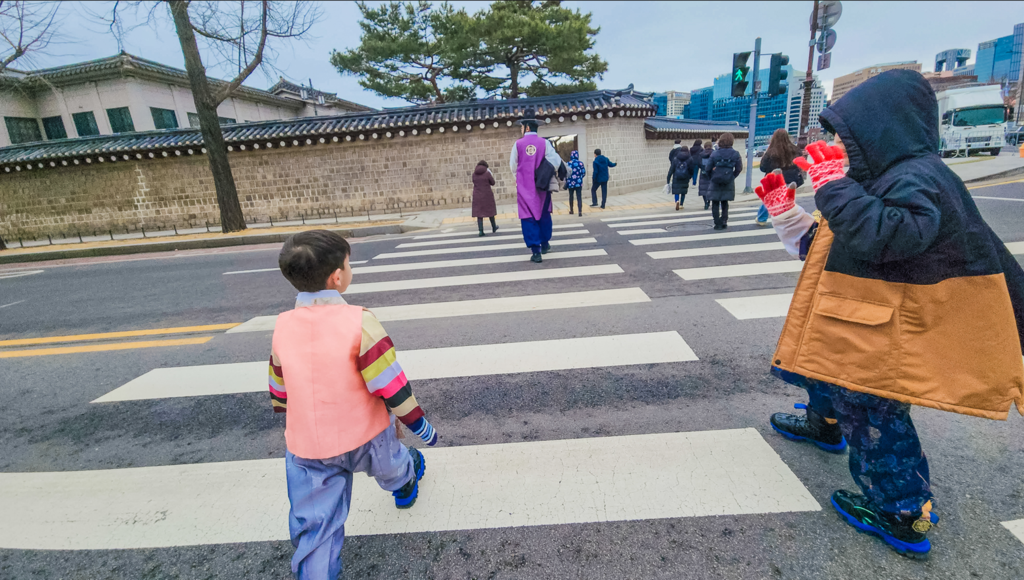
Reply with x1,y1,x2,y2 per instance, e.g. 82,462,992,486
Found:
0,224,414,265
962,165,1024,184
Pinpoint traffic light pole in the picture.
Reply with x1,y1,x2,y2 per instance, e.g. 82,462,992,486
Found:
797,0,820,149
743,37,761,194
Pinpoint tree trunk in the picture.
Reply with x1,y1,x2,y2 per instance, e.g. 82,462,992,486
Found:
168,0,247,233
509,62,519,99
0,236,7,251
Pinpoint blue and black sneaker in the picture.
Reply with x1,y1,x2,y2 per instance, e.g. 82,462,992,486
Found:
393,447,426,509
770,403,847,453
831,490,932,559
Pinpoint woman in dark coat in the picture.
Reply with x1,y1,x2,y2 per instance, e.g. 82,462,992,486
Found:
472,160,499,236
689,140,703,186
757,128,805,226
706,132,743,230
696,141,714,209
666,145,695,211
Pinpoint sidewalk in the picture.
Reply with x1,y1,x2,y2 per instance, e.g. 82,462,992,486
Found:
3,151,1022,264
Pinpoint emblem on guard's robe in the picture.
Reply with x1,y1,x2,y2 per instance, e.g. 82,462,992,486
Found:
525,145,537,156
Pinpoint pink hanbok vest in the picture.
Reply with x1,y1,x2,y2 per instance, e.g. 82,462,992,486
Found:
272,304,390,459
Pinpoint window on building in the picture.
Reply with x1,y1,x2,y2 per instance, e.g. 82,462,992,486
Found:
73,111,100,136
187,112,236,128
42,116,68,140
107,107,136,133
4,117,43,144
150,107,178,130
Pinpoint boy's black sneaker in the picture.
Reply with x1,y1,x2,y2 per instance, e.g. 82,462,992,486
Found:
831,490,932,558
770,403,847,453
393,448,426,509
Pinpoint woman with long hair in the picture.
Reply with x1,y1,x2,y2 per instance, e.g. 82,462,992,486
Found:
756,129,805,226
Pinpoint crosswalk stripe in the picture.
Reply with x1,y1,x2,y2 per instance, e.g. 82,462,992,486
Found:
0,428,819,550
226,287,651,333
601,210,714,222
225,249,608,277
647,241,786,259
352,249,607,275
618,228,666,235
344,264,622,294
608,211,757,229
715,293,794,320
675,261,803,281
92,331,698,403
1005,241,1024,254
630,229,777,247
1003,519,1024,546
397,229,589,249
375,237,597,259
413,223,583,239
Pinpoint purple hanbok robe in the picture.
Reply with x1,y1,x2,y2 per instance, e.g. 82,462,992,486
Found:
515,133,553,220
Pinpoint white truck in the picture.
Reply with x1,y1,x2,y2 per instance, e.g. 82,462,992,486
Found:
937,85,1007,157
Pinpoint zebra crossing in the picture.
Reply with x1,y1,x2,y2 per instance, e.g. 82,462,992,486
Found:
8,205,1024,558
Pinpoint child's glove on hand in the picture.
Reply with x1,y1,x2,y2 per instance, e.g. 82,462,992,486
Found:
411,417,438,446
793,140,846,191
755,170,797,217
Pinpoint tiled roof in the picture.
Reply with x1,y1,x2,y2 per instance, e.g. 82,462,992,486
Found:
1,52,299,108
644,117,749,139
268,78,374,112
0,89,656,171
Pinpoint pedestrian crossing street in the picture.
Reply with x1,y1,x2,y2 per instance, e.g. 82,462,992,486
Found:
8,204,1024,554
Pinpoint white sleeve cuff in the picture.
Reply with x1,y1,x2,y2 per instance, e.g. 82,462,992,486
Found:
771,205,817,256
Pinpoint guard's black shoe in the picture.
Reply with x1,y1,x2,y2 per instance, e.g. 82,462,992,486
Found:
531,253,543,263
770,403,847,453
393,448,426,509
541,243,551,254
831,490,932,559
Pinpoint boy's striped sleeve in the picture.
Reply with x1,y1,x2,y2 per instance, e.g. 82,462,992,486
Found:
269,349,287,413
359,311,435,444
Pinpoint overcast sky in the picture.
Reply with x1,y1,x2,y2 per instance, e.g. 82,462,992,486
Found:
22,1,1024,108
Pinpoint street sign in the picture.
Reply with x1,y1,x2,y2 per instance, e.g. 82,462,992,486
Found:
817,52,832,71
816,29,837,54
810,0,842,29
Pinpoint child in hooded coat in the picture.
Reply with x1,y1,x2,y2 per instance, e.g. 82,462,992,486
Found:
565,150,586,216
755,69,1024,558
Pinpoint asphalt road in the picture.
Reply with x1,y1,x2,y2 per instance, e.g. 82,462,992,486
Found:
1,178,1024,580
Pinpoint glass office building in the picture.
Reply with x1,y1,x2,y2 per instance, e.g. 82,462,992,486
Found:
974,24,1023,84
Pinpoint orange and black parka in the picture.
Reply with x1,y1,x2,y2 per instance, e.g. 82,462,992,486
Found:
772,70,1024,420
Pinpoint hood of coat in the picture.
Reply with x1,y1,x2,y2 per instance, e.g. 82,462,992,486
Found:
819,69,938,183
474,164,489,176
570,150,580,162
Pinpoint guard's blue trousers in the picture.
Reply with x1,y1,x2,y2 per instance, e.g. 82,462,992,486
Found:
521,211,552,254
777,368,933,516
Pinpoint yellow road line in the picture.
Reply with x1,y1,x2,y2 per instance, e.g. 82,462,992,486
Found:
970,178,1024,190
0,337,214,359
0,323,239,347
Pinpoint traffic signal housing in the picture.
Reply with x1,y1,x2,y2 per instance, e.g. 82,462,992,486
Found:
768,53,790,97
731,52,751,98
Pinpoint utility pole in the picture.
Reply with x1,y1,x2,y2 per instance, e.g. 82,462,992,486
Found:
798,0,820,149
743,37,761,194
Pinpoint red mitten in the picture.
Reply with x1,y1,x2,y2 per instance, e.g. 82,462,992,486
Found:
755,170,797,217
793,140,846,191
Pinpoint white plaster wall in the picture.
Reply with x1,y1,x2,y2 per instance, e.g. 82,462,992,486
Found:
0,89,41,146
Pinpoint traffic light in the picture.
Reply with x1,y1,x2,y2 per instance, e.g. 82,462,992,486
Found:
731,52,751,97
768,53,790,97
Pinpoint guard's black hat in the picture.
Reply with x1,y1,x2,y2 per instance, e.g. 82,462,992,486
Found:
518,108,538,125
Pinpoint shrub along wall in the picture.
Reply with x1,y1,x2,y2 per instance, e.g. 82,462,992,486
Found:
0,117,674,238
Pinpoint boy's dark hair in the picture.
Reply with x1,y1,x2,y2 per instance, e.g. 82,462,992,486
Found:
279,230,351,292
594,148,602,155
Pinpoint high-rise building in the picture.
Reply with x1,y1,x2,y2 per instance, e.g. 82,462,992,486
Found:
830,61,922,103
935,49,971,72
684,87,713,121
974,24,1023,85
652,91,690,117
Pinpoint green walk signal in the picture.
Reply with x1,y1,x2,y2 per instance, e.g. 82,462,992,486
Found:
768,53,790,97
731,52,751,98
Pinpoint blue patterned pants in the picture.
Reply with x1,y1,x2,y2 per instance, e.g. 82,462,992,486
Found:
772,367,933,516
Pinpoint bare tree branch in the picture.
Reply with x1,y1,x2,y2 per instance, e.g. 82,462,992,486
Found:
0,0,61,73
